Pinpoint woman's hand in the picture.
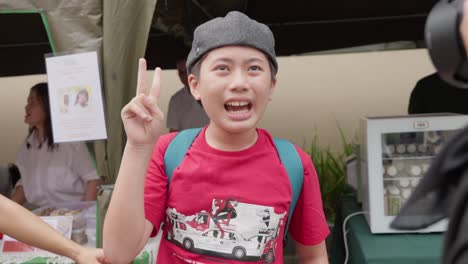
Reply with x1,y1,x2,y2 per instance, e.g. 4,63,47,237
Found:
121,58,165,149
73,247,108,264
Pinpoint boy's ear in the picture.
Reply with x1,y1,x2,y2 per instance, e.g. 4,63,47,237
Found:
188,74,201,100
268,78,277,101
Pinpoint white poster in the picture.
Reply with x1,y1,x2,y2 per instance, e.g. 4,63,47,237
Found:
46,51,107,143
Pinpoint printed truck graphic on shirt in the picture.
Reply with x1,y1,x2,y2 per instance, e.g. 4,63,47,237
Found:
165,198,286,263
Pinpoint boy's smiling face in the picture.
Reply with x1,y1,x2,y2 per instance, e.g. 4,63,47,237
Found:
189,46,276,134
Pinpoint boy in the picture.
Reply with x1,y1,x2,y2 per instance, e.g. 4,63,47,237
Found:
104,11,329,263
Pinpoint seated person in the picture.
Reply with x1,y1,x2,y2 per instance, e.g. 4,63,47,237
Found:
11,83,101,208
166,57,209,132
0,165,12,197
408,72,468,114
0,164,20,197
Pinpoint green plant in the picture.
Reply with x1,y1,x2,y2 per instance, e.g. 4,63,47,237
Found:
305,127,356,223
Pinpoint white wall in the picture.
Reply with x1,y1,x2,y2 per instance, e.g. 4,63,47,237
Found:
262,49,435,150
0,48,435,164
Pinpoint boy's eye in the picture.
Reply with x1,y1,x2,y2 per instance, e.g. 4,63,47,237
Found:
215,65,229,71
249,65,262,71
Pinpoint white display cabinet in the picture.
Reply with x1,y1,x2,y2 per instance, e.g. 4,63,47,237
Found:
360,114,468,233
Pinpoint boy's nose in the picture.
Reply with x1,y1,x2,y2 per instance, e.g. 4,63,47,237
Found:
228,71,250,92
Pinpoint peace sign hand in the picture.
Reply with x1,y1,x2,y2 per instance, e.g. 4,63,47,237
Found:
461,0,468,54
121,58,165,148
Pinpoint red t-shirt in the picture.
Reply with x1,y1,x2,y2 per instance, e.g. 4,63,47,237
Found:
144,128,329,263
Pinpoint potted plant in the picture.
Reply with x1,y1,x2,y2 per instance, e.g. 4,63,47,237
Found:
305,128,356,224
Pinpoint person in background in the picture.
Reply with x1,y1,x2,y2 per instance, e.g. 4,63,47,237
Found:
104,11,329,263
11,83,101,208
0,164,20,198
166,57,209,132
0,194,106,263
408,72,468,114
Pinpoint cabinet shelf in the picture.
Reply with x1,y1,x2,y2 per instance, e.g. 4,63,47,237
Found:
383,176,422,180
382,156,434,161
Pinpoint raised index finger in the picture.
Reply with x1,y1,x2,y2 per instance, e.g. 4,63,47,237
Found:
461,0,468,53
150,67,162,99
136,58,147,95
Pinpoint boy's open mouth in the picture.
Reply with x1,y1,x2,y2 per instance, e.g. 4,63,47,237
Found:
224,101,252,114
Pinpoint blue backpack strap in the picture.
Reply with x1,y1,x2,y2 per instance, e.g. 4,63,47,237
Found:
273,138,304,242
164,128,202,183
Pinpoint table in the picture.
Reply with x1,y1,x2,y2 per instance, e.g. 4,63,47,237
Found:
0,234,161,264
329,195,444,264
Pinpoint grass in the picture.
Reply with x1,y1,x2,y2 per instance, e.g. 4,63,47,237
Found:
305,127,356,223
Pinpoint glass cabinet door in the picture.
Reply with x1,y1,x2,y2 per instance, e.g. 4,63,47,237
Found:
381,130,455,216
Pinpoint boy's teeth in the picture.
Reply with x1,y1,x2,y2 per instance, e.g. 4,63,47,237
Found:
226,101,248,106
230,109,248,114
225,101,251,113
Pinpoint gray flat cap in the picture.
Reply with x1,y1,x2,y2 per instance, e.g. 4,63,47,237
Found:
186,11,278,75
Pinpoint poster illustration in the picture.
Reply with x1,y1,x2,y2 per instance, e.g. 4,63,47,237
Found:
45,51,107,143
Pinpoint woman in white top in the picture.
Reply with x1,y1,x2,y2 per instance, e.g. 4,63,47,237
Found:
11,83,101,207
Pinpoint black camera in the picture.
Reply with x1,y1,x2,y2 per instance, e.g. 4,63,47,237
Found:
426,0,468,88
